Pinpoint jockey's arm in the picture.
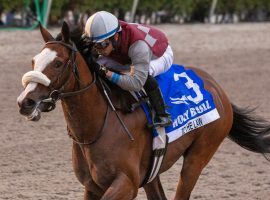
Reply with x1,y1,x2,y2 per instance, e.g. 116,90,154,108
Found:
106,41,152,92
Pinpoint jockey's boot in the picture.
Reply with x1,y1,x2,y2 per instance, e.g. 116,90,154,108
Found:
144,75,172,127
147,87,172,127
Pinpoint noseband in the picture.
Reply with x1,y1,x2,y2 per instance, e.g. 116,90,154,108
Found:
42,41,96,111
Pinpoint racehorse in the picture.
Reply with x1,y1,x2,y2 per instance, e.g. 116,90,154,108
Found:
17,22,270,200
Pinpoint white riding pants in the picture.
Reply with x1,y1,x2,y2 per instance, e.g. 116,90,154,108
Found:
149,45,174,77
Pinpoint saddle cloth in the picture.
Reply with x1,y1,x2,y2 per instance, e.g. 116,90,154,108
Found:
141,64,220,143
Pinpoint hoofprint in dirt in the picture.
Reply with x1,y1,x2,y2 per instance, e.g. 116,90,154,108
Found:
1,23,270,199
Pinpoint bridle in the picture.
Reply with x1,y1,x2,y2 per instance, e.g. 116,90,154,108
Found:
40,40,133,144
41,40,97,111
40,40,111,145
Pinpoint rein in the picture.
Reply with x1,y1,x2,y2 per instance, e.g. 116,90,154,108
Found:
68,104,110,145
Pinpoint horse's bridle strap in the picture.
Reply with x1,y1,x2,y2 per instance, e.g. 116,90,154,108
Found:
59,72,96,99
67,104,110,145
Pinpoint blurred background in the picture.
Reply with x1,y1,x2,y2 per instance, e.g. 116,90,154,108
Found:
1,0,270,29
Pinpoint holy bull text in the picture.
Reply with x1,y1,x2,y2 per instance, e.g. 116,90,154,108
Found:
172,100,211,128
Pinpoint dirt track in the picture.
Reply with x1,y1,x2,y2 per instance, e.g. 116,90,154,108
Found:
1,23,270,199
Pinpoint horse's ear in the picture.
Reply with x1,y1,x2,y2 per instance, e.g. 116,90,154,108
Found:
39,22,54,42
61,21,70,43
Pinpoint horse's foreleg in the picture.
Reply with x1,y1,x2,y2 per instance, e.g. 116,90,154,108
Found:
100,173,138,200
84,189,100,200
143,176,167,200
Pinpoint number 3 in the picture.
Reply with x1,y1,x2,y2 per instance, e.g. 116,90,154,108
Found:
174,72,203,104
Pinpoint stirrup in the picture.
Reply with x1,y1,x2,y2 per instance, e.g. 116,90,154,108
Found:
153,116,172,128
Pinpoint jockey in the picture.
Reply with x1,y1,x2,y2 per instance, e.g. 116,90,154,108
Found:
83,11,173,127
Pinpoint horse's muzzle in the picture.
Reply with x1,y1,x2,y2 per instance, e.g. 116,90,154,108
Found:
18,95,58,121
18,97,42,121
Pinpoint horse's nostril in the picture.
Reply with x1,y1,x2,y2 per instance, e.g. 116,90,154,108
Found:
22,98,36,109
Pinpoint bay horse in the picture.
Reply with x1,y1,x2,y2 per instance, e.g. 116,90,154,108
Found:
17,22,270,200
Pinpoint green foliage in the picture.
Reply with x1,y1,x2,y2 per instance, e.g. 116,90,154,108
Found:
217,0,270,13
50,0,69,17
1,0,269,22
78,0,132,13
0,0,25,11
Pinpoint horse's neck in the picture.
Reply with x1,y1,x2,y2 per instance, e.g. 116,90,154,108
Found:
61,53,107,141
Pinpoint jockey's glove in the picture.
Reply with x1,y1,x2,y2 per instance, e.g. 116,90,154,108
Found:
92,62,108,77
79,35,98,58
79,34,91,47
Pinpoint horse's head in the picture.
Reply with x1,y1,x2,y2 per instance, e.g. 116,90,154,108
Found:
17,22,80,121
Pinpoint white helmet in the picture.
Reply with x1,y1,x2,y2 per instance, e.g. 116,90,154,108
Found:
84,11,121,43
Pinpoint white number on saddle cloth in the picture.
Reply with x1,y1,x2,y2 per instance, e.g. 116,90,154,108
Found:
172,72,203,104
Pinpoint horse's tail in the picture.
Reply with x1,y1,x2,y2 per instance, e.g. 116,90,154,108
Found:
228,104,270,156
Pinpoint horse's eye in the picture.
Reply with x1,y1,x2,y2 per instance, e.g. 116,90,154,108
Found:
54,60,62,68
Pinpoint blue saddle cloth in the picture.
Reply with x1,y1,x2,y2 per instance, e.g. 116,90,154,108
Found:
141,64,220,143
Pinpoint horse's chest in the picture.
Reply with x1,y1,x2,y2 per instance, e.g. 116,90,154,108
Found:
90,162,116,187
76,148,117,191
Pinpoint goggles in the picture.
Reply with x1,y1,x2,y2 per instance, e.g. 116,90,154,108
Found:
94,40,110,49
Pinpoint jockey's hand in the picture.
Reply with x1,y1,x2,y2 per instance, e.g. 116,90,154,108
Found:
92,62,108,77
79,35,99,65
79,35,93,56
